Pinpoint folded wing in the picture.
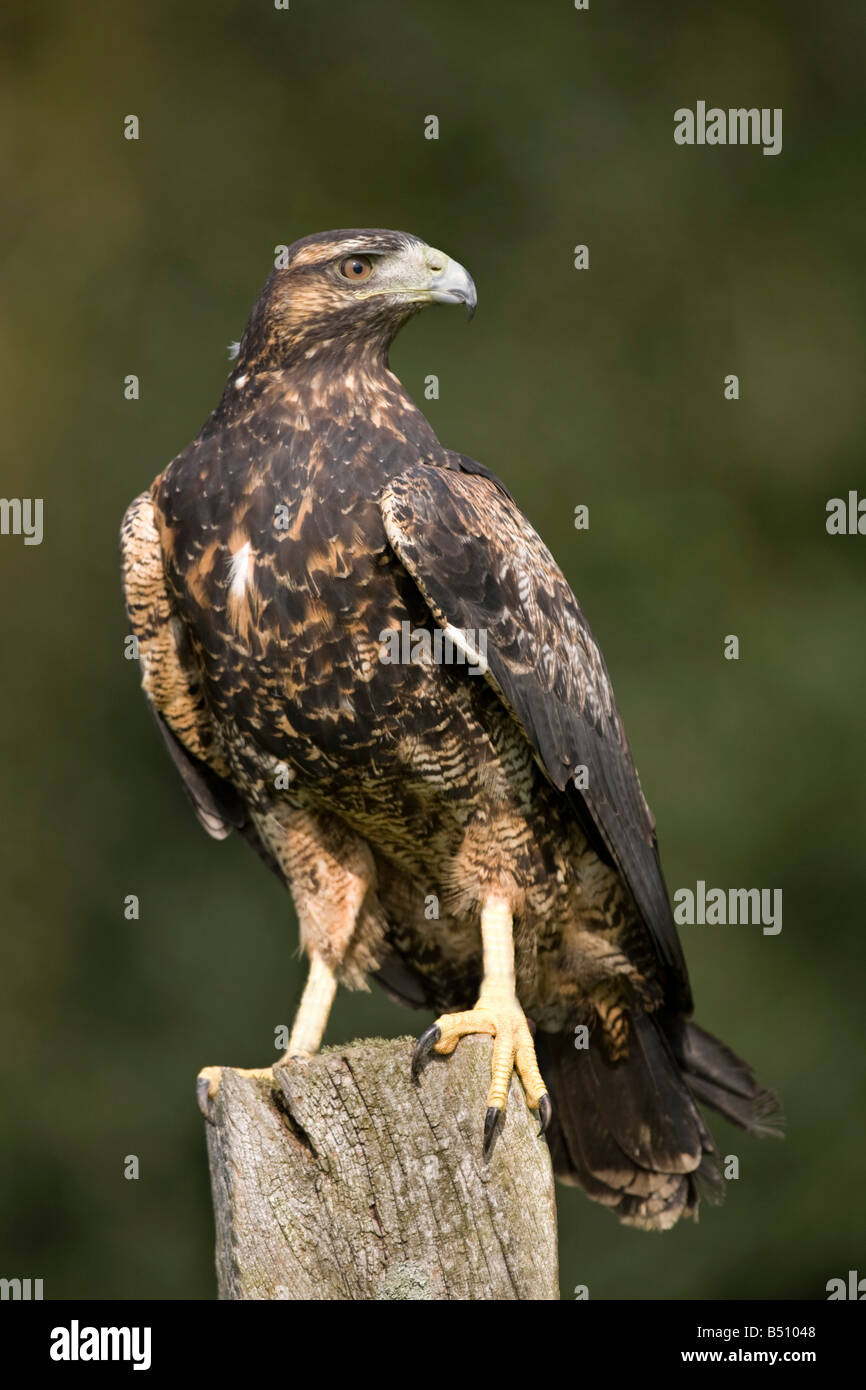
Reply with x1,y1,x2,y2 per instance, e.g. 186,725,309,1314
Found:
381,460,692,1012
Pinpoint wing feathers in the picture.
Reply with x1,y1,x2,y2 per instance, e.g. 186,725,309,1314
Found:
381,462,692,1009
121,491,244,843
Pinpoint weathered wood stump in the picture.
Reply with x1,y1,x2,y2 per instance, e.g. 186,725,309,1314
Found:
198,1035,558,1300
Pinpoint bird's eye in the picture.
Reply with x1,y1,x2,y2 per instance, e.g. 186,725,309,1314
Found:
339,255,373,281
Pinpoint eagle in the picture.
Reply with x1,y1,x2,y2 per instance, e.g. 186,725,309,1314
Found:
121,228,780,1230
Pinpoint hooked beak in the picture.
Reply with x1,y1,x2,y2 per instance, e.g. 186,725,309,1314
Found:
428,254,477,319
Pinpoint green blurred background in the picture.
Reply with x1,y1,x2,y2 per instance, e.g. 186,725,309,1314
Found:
1,0,864,1300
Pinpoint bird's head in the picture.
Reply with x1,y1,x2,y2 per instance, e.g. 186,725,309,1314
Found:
234,229,476,373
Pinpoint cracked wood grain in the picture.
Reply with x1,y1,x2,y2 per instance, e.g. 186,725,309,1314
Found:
200,1035,559,1300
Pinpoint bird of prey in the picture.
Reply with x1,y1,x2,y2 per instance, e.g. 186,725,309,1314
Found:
121,228,779,1230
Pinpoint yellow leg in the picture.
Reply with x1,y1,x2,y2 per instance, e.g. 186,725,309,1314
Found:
412,896,551,1149
280,953,337,1061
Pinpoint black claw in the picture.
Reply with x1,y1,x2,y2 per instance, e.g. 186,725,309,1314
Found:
411,1024,441,1082
483,1105,504,1157
537,1093,553,1138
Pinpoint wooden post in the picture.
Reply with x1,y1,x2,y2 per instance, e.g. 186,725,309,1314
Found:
198,1035,558,1300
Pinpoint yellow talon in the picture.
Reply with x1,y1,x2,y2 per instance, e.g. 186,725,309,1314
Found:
428,993,549,1113
411,897,552,1150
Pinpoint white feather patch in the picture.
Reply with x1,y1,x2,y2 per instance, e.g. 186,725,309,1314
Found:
228,541,251,597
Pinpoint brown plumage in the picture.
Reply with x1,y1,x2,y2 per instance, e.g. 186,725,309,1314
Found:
121,229,780,1230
